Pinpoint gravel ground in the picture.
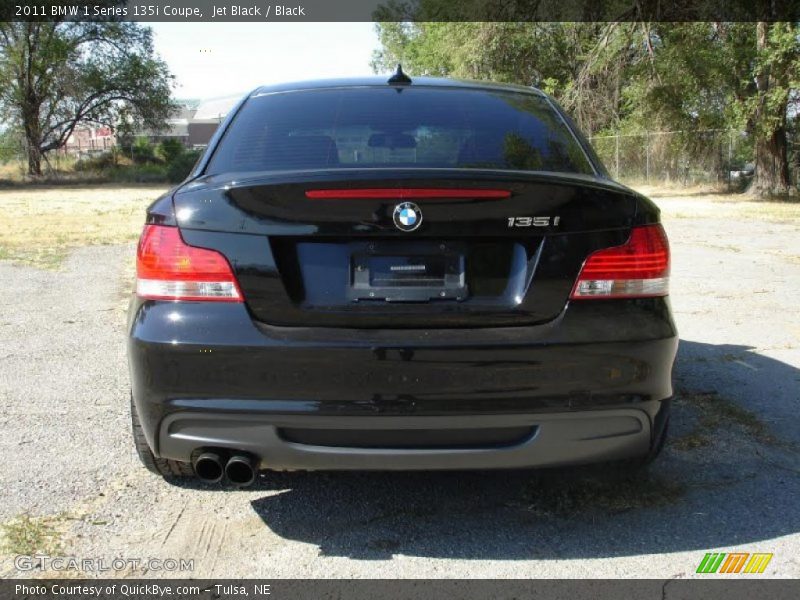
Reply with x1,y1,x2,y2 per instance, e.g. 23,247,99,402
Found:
0,197,798,579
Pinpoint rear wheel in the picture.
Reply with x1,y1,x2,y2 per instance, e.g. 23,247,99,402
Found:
608,414,670,476
130,395,194,479
644,415,670,465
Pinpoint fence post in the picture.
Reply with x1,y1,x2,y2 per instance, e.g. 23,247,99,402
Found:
728,130,734,184
615,134,620,180
728,130,733,164
645,132,650,183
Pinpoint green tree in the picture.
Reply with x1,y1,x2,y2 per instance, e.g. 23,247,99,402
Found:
373,21,799,196
748,22,798,196
0,125,23,162
0,18,174,175
372,22,653,135
627,22,798,197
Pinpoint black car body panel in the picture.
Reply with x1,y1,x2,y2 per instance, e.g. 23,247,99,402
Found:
127,76,677,474
128,297,675,469
173,170,653,328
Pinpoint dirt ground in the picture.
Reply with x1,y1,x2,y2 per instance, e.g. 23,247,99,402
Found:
0,184,798,579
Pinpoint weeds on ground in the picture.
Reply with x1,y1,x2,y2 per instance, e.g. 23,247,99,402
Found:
672,391,777,451
522,469,686,516
0,514,65,556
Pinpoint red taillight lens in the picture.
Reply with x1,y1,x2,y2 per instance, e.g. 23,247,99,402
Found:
570,224,670,300
135,225,242,302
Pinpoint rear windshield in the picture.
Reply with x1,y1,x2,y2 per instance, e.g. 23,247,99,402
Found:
206,87,595,175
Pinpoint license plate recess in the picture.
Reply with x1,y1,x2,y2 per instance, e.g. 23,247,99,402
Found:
348,241,467,302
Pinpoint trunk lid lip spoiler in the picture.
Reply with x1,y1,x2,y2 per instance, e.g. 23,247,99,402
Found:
177,168,633,197
304,188,512,200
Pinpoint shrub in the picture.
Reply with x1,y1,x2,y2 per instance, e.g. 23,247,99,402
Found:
133,164,169,182
0,129,23,163
167,150,202,183
157,139,185,164
107,164,168,183
131,137,157,164
0,146,20,163
73,151,117,172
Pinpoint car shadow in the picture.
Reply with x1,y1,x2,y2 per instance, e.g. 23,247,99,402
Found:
241,339,799,560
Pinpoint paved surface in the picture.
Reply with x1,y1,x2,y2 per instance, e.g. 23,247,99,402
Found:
0,198,798,578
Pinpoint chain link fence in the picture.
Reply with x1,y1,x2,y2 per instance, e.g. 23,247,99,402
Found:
0,137,210,178
0,139,207,184
0,141,122,178
589,129,756,189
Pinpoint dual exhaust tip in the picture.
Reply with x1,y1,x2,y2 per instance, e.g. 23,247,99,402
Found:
193,451,258,487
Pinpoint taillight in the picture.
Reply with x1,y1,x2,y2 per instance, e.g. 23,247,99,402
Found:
135,225,242,302
570,224,670,300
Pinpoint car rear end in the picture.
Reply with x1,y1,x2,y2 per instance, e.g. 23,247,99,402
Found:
127,78,677,485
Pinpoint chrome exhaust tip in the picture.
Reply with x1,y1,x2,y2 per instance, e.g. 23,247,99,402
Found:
193,451,224,484
225,454,258,487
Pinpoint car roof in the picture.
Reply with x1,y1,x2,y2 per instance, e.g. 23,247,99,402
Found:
251,76,546,97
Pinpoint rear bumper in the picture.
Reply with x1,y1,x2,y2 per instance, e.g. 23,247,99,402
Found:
158,408,656,470
128,297,677,470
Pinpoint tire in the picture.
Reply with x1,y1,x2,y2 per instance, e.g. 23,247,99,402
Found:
611,414,670,475
130,394,194,479
644,414,669,465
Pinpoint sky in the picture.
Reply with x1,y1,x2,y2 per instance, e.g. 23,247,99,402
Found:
149,23,382,101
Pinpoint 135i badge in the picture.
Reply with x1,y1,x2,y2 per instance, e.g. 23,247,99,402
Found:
507,216,561,228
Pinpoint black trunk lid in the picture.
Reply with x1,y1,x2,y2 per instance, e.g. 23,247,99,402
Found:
174,169,638,328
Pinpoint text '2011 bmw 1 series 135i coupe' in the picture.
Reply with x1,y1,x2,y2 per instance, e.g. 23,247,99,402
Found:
127,68,678,487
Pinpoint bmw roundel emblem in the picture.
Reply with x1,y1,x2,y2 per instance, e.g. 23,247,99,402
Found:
393,202,423,232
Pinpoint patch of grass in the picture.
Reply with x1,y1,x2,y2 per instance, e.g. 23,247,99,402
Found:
672,391,777,451
692,392,771,438
630,183,728,197
0,161,27,182
0,155,172,185
645,193,800,224
629,183,800,225
3,145,194,185
0,514,65,556
672,431,713,451
522,471,686,516
0,184,168,268
104,164,169,183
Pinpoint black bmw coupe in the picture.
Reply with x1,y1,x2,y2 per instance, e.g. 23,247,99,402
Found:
127,69,677,486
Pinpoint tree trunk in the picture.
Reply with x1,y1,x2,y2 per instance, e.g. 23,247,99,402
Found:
25,137,42,176
23,124,43,177
750,21,795,198
19,22,44,177
753,122,792,197
19,105,42,178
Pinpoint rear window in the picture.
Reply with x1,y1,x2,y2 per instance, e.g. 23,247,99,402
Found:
206,87,595,175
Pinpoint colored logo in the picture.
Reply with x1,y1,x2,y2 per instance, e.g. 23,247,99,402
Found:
393,202,422,232
696,552,773,574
